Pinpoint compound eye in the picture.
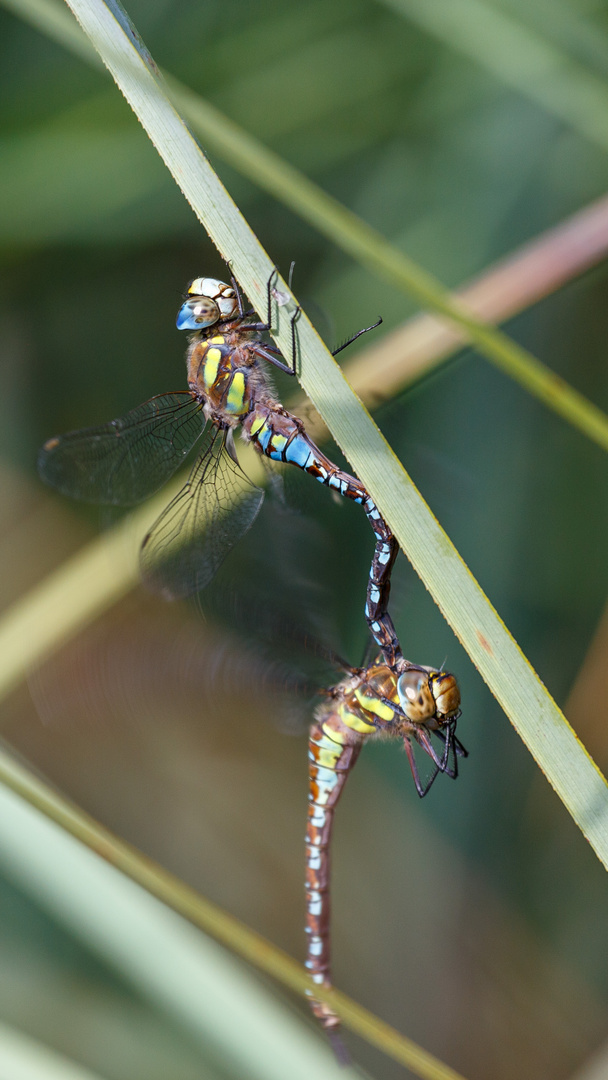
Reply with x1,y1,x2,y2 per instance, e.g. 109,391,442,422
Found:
430,673,461,718
397,669,435,723
176,296,221,331
187,277,238,318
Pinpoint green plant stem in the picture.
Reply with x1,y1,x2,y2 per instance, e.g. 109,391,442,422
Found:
3,0,608,452
0,745,467,1080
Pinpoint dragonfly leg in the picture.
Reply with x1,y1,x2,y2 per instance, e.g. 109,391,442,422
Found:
249,343,296,376
266,266,278,328
332,316,382,357
403,736,439,797
230,275,246,318
289,306,301,375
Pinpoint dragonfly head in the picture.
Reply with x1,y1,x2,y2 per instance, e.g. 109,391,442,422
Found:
396,666,460,728
177,277,239,330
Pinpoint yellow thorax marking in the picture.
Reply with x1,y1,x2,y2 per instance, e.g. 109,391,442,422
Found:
203,347,222,389
354,688,395,723
346,712,378,735
226,371,246,413
339,700,377,734
208,335,225,344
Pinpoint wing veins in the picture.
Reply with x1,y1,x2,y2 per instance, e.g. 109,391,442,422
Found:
141,426,265,598
39,392,204,505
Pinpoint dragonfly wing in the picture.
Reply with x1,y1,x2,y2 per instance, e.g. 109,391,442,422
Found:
38,392,204,505
140,426,265,599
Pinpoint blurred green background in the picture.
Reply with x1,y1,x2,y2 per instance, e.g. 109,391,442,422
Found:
1,0,608,1077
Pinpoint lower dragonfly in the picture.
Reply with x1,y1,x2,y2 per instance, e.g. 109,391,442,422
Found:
306,655,465,1046
39,274,402,666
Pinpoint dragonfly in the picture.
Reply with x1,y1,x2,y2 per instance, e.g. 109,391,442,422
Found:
305,654,466,1043
38,275,402,666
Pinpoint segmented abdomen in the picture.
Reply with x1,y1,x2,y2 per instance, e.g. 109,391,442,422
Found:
306,703,374,1030
246,404,402,667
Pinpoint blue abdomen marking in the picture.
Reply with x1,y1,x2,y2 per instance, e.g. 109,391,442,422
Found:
284,435,315,469
256,426,273,453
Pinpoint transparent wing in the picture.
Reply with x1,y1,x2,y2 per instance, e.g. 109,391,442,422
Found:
360,635,382,670
141,426,265,599
38,392,204,505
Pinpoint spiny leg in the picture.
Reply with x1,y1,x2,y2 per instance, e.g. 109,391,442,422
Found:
229,274,246,318
332,316,382,357
261,266,382,375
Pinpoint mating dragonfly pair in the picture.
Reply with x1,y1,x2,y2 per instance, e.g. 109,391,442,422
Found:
39,272,466,1043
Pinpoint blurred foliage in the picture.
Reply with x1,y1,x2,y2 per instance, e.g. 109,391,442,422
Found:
0,0,608,1078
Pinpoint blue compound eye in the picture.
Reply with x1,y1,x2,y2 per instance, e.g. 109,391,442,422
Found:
176,296,220,330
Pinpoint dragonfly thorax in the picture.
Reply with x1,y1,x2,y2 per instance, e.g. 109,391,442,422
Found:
359,663,399,705
187,331,273,425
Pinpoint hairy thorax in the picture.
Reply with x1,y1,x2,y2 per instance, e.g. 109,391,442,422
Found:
186,326,273,427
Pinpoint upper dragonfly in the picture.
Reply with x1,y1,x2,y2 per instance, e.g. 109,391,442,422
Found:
39,275,402,665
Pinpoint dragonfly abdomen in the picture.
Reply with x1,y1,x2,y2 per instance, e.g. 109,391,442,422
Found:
245,404,402,666
306,709,367,1031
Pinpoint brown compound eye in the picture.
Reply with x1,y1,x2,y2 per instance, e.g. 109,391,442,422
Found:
430,673,461,718
397,669,436,723
190,297,221,323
